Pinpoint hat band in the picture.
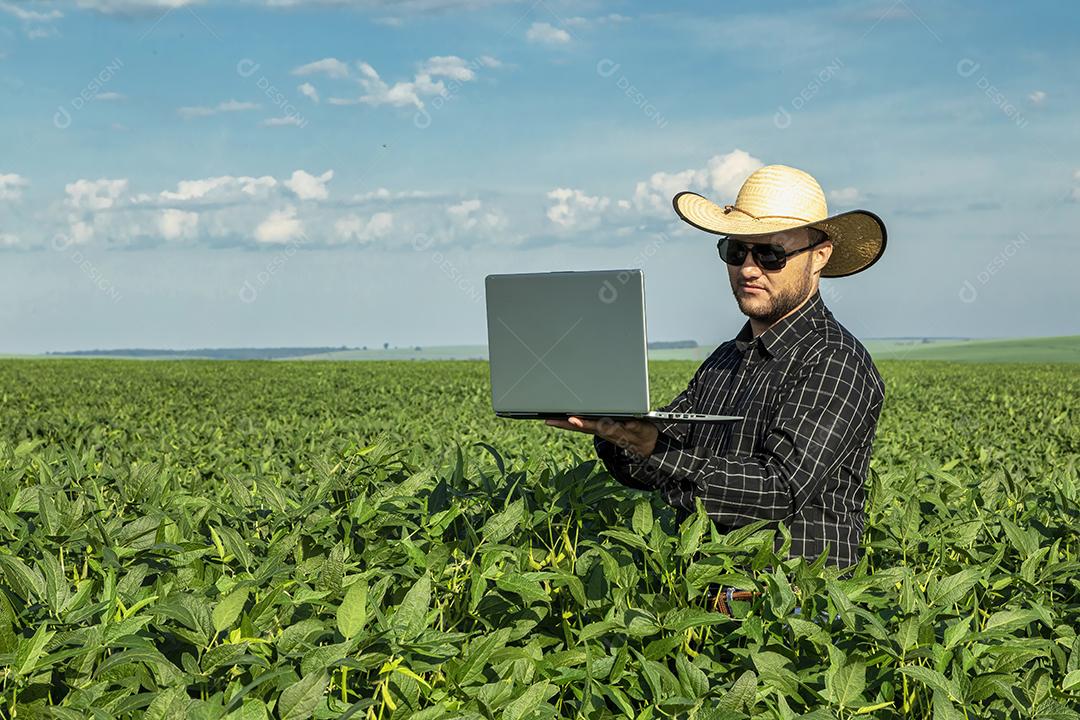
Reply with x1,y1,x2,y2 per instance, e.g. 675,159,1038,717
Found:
722,204,814,224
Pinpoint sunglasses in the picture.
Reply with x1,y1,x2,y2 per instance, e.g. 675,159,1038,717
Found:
716,233,828,271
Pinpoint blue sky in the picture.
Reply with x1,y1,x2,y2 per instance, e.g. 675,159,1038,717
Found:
1,0,1076,353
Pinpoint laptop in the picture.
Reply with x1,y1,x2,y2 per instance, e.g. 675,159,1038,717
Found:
484,269,742,424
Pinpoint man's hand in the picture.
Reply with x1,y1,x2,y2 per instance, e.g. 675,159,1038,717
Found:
545,416,659,458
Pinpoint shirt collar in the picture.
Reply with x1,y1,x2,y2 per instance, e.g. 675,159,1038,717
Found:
733,289,827,360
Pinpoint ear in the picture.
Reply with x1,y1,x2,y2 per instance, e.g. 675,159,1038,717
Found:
812,241,833,276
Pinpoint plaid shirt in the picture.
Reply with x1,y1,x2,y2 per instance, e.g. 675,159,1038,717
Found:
594,289,885,570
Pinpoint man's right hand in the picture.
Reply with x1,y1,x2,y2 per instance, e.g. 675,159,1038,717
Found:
545,416,659,458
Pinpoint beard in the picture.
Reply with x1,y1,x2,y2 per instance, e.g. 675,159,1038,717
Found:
733,263,815,325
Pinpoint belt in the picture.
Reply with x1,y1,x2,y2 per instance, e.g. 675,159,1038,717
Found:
711,586,838,624
711,587,761,617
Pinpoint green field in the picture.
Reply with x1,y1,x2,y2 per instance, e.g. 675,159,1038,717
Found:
294,336,1080,364
0,359,1077,718
33,335,1080,364
864,336,1080,364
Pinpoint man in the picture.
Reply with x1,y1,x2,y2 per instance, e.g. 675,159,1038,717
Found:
546,164,887,577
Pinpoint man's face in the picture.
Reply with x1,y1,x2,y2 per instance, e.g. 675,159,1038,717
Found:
725,227,832,326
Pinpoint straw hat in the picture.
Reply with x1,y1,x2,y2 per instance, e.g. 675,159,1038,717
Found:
672,164,886,278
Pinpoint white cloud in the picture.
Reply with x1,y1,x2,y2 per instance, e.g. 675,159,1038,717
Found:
152,175,277,204
526,21,570,45
291,57,350,79
0,0,62,36
419,56,476,82
564,14,630,28
69,0,200,13
334,211,393,243
69,220,94,244
261,115,305,127
447,199,483,229
178,99,261,118
26,25,59,38
631,149,763,215
0,233,19,247
0,1,62,22
284,169,333,201
542,149,764,234
65,178,129,211
177,106,216,118
448,198,481,216
218,99,259,112
255,206,304,244
94,91,126,101
329,54,499,110
546,188,610,228
829,186,861,204
347,187,443,204
703,150,762,196
0,173,29,201
76,0,520,13
632,168,702,215
158,209,198,240
346,61,424,108
298,82,319,103
1028,90,1047,105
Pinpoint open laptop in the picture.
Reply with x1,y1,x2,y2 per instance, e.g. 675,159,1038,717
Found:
484,269,742,424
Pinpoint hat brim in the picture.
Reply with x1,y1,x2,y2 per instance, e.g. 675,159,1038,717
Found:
672,191,886,278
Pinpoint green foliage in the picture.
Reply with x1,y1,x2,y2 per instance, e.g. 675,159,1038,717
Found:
0,358,1076,719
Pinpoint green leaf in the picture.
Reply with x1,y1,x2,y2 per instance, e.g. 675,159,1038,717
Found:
579,619,621,642
717,670,757,711
901,665,960,702
278,672,328,720
336,578,368,639
502,681,555,720
15,623,55,677
0,554,45,603
632,499,653,536
677,507,706,557
39,552,70,615
929,568,982,608
932,688,965,720
392,573,431,641
495,572,549,605
676,655,709,698
224,700,269,720
1033,700,1080,720
999,516,1039,560
827,657,866,708
144,687,192,720
482,497,524,543
751,651,799,695
212,587,249,634
787,616,829,647
896,616,921,652
452,628,511,687
600,529,649,551
983,608,1039,634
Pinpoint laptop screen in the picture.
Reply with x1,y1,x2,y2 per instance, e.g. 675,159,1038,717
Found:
485,269,651,415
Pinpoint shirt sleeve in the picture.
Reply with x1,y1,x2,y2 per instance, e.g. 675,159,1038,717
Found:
637,350,884,526
593,365,701,491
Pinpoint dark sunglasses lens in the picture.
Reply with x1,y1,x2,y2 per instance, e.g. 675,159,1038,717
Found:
718,238,788,270
755,244,787,270
717,238,747,265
